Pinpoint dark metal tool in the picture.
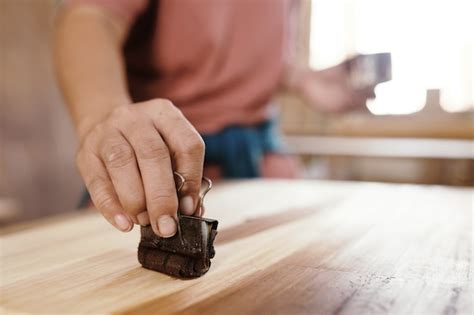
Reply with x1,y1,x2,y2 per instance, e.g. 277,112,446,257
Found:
137,173,218,278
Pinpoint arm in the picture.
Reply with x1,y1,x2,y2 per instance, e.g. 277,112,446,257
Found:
283,63,375,113
281,1,374,113
54,4,204,237
55,5,130,139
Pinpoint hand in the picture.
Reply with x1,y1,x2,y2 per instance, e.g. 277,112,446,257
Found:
290,62,375,113
76,99,205,237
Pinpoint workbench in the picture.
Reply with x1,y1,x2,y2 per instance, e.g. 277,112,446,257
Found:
1,180,472,314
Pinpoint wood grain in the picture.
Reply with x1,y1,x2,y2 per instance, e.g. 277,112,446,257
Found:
0,180,472,314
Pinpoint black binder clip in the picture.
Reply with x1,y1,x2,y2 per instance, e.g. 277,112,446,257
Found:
138,173,218,278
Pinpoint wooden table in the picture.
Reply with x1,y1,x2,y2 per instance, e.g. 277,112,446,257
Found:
1,180,472,314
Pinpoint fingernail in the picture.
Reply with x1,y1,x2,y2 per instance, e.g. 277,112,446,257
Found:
137,211,150,226
157,215,176,237
180,196,194,215
114,214,132,232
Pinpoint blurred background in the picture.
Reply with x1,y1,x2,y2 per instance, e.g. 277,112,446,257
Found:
1,0,473,224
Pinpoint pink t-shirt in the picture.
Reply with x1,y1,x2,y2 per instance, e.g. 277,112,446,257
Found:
64,0,290,134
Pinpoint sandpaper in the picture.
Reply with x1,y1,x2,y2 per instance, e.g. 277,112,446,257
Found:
138,215,218,278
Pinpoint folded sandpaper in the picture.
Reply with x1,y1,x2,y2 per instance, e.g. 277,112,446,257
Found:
138,215,218,278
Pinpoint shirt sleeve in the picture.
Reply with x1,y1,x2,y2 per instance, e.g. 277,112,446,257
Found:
62,0,149,29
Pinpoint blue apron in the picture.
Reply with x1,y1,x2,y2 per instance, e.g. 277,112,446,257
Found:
201,119,282,178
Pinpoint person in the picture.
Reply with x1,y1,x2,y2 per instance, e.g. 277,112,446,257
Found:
54,0,374,238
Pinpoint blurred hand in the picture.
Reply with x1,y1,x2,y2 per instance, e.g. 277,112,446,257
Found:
290,62,375,113
76,99,204,237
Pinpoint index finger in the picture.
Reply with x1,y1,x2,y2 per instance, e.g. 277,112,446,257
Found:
143,100,205,216
119,122,178,237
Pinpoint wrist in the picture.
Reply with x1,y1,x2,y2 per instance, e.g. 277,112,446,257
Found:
76,115,103,142
282,63,310,93
75,101,128,143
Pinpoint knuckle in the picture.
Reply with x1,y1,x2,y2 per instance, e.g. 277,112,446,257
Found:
88,122,107,140
122,196,145,215
80,126,101,152
110,106,131,120
87,177,117,210
103,142,135,168
179,136,205,156
147,190,178,213
87,175,107,193
95,194,118,212
149,188,177,202
92,122,105,134
155,99,174,110
134,139,170,161
154,99,181,116
187,137,205,153
181,177,202,195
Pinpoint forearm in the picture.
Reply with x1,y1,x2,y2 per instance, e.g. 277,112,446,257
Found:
281,63,309,93
54,5,130,140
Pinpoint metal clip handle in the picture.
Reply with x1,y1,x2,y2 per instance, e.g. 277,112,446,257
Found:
173,171,186,193
173,172,212,244
196,177,212,216
173,171,212,215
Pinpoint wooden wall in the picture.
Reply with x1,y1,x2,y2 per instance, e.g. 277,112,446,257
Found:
0,0,83,222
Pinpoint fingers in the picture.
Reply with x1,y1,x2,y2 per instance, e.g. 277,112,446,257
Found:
143,100,205,216
98,128,146,224
119,121,178,237
349,86,376,110
76,147,133,232
76,100,204,237
361,85,377,99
